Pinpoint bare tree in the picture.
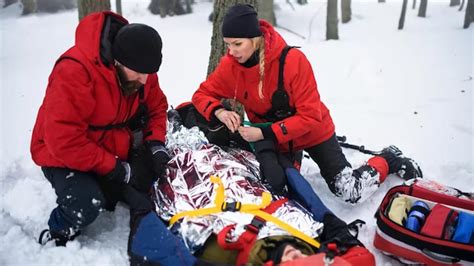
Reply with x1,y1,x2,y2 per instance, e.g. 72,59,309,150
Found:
78,0,110,21
21,0,36,15
399,0,408,29
464,0,473,28
378,0,385,2
413,0,417,9
116,0,122,15
450,0,460,6
418,0,427,17
460,0,465,10
327,0,338,40
148,0,190,18
297,0,308,4
207,0,257,76
257,0,275,25
341,0,351,23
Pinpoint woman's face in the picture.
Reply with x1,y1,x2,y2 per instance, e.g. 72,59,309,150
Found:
280,244,307,262
223,37,256,64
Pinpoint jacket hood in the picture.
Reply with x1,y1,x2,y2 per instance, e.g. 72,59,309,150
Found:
75,11,128,68
226,19,287,67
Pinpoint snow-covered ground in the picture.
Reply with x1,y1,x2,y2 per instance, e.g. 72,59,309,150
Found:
0,0,472,265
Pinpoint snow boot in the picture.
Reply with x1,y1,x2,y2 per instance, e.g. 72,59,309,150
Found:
321,213,362,250
38,228,81,246
379,145,423,180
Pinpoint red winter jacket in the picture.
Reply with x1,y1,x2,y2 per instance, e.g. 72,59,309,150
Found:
192,20,335,152
30,12,168,176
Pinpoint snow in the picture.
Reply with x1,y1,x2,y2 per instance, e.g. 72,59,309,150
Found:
0,0,472,265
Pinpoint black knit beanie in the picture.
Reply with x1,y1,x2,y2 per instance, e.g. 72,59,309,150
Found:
112,23,162,74
222,4,262,38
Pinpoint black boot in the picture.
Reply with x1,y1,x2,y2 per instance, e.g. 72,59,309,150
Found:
380,145,423,180
321,213,362,248
38,228,81,246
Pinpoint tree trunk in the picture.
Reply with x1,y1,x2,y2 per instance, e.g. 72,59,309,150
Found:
297,0,308,4
116,0,122,15
21,0,36,15
464,0,473,28
418,0,427,17
257,0,275,25
341,0,351,23
450,0,460,6
326,0,338,40
413,0,416,9
398,0,408,30
459,0,465,11
4,0,17,8
207,0,257,76
78,0,110,21
148,0,190,18
378,0,385,2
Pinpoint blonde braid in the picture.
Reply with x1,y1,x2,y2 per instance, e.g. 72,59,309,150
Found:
253,36,266,99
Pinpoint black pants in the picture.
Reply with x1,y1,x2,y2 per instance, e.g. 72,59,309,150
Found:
43,167,154,235
304,134,351,182
304,134,381,203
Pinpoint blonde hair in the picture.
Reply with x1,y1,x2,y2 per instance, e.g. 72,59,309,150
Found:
252,36,265,99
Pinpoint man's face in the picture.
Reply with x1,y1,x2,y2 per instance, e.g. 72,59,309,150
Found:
280,244,307,262
223,37,256,64
115,63,148,95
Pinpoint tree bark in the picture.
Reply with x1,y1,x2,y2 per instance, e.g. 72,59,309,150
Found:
326,0,338,40
399,0,408,30
418,0,427,17
341,0,351,23
257,0,275,25
459,0,465,11
413,0,416,9
450,0,460,6
464,0,473,28
207,0,257,76
21,0,36,15
116,0,122,15
78,0,111,21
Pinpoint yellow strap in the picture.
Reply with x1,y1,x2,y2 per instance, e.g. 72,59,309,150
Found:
169,176,320,249
247,210,320,248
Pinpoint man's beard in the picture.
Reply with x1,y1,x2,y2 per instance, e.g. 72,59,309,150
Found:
115,65,143,96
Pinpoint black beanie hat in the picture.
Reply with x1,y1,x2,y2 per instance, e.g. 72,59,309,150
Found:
222,4,262,38
112,23,162,74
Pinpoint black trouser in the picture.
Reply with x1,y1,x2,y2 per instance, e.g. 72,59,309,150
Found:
304,134,381,203
43,167,154,235
304,134,351,183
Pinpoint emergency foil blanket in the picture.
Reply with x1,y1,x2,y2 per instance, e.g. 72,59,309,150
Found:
153,122,323,253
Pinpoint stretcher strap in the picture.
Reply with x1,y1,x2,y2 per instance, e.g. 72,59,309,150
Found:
169,176,320,249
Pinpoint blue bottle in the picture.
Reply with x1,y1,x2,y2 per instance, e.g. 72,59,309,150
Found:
405,200,430,232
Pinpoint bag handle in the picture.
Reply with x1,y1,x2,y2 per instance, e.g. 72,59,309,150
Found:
421,248,461,264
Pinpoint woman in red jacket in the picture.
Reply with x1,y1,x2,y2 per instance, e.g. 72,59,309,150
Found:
192,4,422,203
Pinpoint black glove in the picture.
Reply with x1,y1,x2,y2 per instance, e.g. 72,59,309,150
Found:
103,146,155,193
321,213,362,248
147,141,170,179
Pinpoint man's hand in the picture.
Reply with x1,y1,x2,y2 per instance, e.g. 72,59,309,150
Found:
148,142,170,179
238,126,264,142
214,108,241,133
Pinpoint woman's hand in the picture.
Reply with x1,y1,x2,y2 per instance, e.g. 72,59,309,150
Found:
215,108,241,133
238,126,264,142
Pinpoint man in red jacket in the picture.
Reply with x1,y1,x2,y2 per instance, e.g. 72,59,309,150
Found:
31,12,170,246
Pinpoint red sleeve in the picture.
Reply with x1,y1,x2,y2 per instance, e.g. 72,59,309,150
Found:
144,74,168,143
192,57,234,120
43,61,116,175
271,49,324,144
